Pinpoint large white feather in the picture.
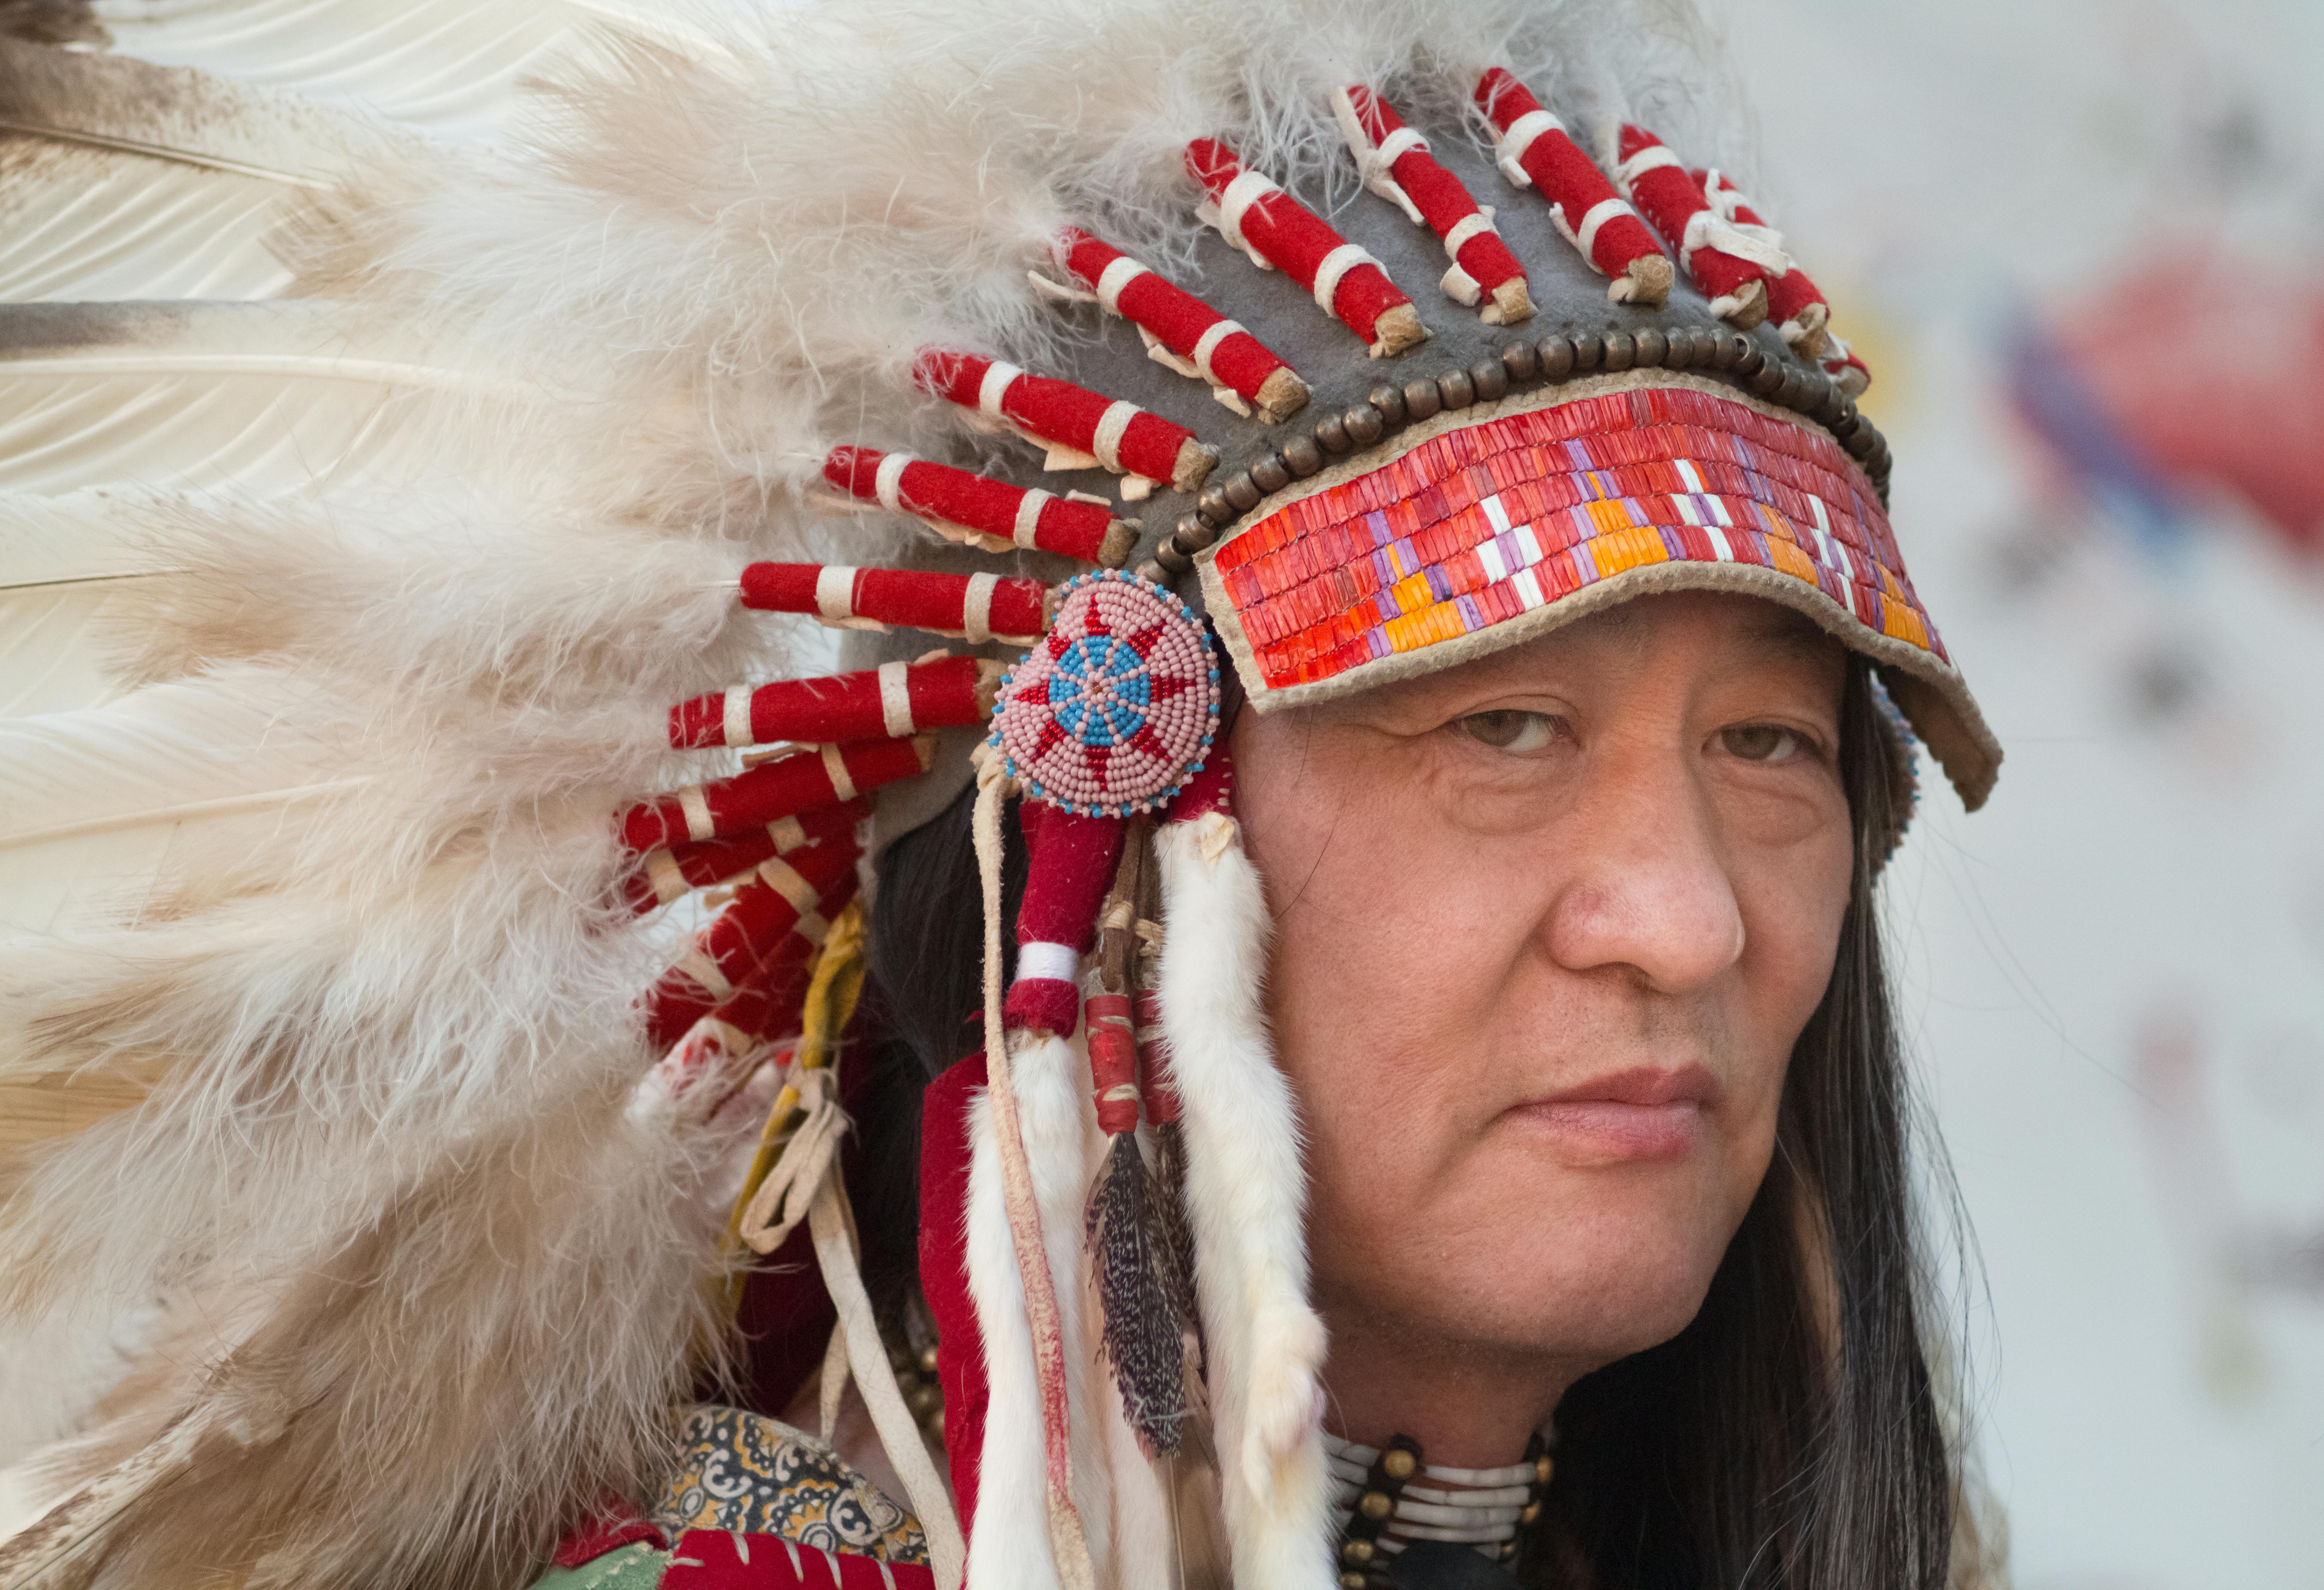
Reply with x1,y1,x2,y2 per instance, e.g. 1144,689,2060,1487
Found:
0,301,537,498
0,491,184,718
95,0,728,141
0,39,418,303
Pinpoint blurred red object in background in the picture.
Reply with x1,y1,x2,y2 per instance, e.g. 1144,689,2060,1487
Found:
2052,254,2324,557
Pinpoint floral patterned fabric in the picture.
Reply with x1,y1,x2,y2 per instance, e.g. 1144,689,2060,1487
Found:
644,1404,928,1567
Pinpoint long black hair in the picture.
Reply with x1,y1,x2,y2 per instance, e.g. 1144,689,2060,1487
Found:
846,658,1967,1590
1534,659,1961,1588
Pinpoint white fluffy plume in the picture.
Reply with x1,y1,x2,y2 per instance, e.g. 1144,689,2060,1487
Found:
0,0,1749,1585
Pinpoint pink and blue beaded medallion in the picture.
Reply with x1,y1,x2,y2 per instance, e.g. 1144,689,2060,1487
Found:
990,571,1221,816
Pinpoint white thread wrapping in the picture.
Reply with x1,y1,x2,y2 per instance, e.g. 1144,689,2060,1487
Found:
1613,142,1683,188
814,565,857,623
677,784,715,843
1190,318,1243,384
963,572,999,644
1090,400,1138,472
1025,270,1096,306
976,360,1024,419
1441,210,1497,262
1331,87,1427,223
723,685,755,748
767,815,806,851
1014,940,1080,985
1216,168,1280,255
820,743,857,803
1310,243,1380,316
877,660,915,737
1095,255,1148,315
757,856,820,916
1572,196,1632,260
1494,107,1562,186
1012,488,1051,549
873,450,914,512
1375,126,1428,167
1678,209,1793,274
646,849,688,905
679,948,733,1002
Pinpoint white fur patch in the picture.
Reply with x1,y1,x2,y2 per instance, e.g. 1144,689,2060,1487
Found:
1156,816,1335,1590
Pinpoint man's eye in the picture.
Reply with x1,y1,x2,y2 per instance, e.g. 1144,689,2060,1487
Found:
1719,723,1805,763
1457,710,1561,753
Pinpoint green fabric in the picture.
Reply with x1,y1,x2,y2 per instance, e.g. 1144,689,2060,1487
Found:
526,1541,668,1590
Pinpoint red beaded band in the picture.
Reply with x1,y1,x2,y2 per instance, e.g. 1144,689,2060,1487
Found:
1206,385,1940,695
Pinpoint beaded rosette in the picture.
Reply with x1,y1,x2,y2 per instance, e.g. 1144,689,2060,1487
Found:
988,571,1221,816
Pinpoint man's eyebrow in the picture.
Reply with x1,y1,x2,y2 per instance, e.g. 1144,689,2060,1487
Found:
1735,607,1844,662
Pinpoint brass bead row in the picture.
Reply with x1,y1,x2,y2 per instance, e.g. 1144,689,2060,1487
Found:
1149,327,1888,578
884,1336,946,1444
1495,1432,1556,1568
1336,1437,1421,1590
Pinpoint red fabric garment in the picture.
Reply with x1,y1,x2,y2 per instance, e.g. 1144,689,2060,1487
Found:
918,1051,991,1551
722,997,893,1422
659,1530,939,1588
552,1504,665,1570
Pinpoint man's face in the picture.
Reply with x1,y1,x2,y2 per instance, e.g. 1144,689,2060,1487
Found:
1233,591,1854,1390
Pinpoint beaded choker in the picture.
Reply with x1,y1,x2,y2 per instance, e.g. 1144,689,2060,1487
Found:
1325,1430,1554,1587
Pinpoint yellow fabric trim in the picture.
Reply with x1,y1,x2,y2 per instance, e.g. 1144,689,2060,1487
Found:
721,899,867,1310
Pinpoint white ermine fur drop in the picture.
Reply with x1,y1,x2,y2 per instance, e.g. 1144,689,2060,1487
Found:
1156,813,1335,1590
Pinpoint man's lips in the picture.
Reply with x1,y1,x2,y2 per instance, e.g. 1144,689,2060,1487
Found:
1506,1064,1718,1162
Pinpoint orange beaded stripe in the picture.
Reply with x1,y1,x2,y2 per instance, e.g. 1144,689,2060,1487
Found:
1205,384,1942,696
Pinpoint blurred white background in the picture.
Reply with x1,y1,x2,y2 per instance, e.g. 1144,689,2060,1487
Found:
1724,1,2324,1583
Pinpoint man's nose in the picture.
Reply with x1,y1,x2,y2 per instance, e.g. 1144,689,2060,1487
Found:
1539,736,1744,994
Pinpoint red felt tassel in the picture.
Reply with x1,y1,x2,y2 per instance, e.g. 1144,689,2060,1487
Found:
1614,125,1775,329
1053,227,1309,425
738,561,1050,645
1003,805,1124,1038
914,349,1218,495
1691,168,1832,353
642,843,860,1048
1473,67,1672,307
619,739,929,854
1185,138,1427,358
667,657,999,750
1335,85,1531,325
822,445,1135,566
623,798,867,915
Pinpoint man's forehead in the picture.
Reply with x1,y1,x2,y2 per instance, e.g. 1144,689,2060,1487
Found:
1436,593,1839,690
1290,592,1844,726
